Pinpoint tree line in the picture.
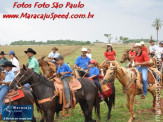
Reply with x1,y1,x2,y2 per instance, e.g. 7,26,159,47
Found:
10,40,91,45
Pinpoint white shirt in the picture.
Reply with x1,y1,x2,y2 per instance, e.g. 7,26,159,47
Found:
156,46,163,54
10,57,20,73
149,45,157,53
48,52,60,62
86,53,92,59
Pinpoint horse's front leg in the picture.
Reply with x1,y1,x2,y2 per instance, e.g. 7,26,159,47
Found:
128,95,135,122
45,110,55,122
126,94,130,110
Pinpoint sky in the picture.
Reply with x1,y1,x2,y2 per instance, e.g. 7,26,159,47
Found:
0,0,163,45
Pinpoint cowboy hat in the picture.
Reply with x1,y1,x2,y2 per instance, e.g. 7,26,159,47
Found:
140,41,144,45
52,47,58,50
0,51,5,55
54,55,64,60
2,61,16,67
135,43,141,47
149,40,154,43
81,48,87,52
107,44,112,47
24,48,36,55
90,59,96,64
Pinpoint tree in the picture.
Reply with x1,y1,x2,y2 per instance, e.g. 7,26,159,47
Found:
104,34,112,44
152,18,162,42
119,36,129,44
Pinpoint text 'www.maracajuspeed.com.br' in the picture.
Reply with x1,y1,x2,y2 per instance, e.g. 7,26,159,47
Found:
3,12,94,20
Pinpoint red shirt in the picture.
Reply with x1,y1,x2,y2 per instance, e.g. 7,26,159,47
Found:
141,46,148,53
104,50,116,60
129,50,136,56
134,51,150,63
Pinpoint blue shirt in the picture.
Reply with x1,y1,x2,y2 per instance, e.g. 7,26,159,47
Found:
89,66,99,77
75,56,90,69
3,70,15,83
57,63,72,77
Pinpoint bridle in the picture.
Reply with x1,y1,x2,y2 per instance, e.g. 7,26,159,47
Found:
12,70,39,88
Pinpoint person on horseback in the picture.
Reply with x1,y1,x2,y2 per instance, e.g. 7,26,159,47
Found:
156,41,163,61
24,48,39,90
104,44,116,61
8,50,20,74
54,55,72,108
87,59,104,100
140,41,148,53
48,47,60,69
86,49,92,59
0,51,8,66
0,61,16,120
149,40,157,57
126,44,136,67
134,43,151,99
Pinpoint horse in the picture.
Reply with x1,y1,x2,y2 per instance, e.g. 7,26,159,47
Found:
120,49,157,68
102,61,162,122
38,58,115,121
10,65,100,122
0,68,36,122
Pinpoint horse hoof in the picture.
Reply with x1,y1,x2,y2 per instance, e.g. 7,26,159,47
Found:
39,119,44,122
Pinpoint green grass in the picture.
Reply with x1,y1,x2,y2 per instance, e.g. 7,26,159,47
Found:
1,44,163,122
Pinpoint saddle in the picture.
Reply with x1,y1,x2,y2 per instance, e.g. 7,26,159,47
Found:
53,76,81,116
3,89,24,104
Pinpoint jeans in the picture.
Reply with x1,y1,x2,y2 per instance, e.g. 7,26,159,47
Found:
136,66,148,96
93,77,103,95
0,85,10,114
61,76,70,102
24,83,31,91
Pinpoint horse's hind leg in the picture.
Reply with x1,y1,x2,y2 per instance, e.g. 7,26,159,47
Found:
79,100,95,122
149,89,156,111
128,95,135,122
126,94,130,110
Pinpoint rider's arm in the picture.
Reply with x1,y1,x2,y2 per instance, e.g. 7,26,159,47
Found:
89,75,97,79
0,81,10,85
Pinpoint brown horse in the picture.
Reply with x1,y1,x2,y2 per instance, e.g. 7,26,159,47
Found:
102,61,161,122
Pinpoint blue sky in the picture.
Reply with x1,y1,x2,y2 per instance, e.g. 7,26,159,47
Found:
0,0,163,45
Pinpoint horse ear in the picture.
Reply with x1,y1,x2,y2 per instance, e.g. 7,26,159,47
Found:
23,65,27,71
41,56,46,59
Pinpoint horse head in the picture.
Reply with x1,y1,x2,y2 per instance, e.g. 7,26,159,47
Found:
120,49,131,63
102,61,118,84
10,65,34,89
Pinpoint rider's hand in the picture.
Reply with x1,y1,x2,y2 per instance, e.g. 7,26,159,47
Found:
77,67,81,69
53,73,57,76
134,62,140,66
60,72,66,75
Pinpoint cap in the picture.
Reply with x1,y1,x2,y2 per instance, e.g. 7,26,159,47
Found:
140,41,144,45
8,50,15,55
135,43,141,47
107,44,112,47
90,59,96,64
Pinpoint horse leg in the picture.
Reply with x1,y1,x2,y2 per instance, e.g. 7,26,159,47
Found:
126,94,130,110
128,95,135,122
45,110,54,122
79,100,95,122
149,89,156,111
104,97,113,120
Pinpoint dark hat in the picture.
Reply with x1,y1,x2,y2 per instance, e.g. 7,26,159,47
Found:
149,40,154,43
54,55,64,60
2,61,16,67
52,47,58,50
24,48,36,55
160,41,163,45
0,51,5,55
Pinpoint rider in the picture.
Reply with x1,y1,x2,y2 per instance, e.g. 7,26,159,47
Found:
156,41,163,61
8,50,20,74
48,47,60,69
0,61,16,120
104,44,116,61
54,55,72,108
127,44,136,67
134,43,151,99
24,48,39,90
0,51,8,66
149,40,157,57
140,41,148,53
88,59,104,100
86,49,92,59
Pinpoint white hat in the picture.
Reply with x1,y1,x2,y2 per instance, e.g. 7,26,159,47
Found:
140,41,144,45
81,48,87,52
107,44,112,47
135,43,141,47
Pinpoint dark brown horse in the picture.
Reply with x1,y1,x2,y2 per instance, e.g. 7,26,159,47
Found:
10,66,100,122
38,58,115,121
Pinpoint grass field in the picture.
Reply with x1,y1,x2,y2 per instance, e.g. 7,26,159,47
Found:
0,44,163,122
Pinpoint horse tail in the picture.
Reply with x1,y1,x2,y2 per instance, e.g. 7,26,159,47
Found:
94,89,101,120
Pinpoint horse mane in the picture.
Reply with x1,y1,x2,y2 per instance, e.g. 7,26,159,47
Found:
125,49,131,53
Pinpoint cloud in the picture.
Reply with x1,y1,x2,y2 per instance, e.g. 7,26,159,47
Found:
0,0,163,45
